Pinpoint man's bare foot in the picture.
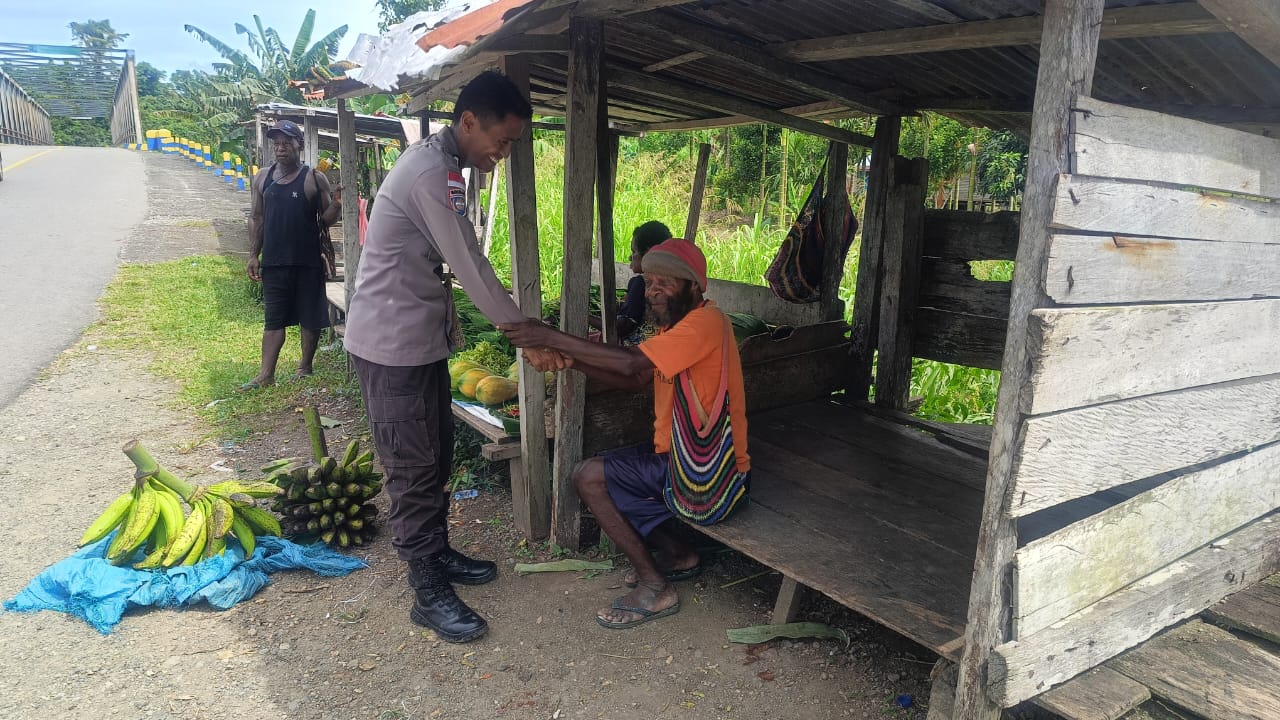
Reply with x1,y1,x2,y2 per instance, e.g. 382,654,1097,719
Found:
596,581,679,629
623,553,701,587
239,376,275,391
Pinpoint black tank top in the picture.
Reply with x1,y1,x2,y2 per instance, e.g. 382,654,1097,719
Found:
261,165,321,267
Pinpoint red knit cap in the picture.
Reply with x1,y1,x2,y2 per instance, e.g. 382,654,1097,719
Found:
641,238,708,291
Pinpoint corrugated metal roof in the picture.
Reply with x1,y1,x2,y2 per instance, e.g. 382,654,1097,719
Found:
344,0,540,91
330,0,1280,138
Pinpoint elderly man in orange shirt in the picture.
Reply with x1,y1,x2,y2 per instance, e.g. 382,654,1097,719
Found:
501,238,751,629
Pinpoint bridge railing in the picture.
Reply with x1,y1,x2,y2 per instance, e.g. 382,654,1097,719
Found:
109,52,143,147
0,67,52,145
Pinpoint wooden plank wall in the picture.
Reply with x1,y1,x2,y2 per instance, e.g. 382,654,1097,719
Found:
912,210,1018,371
990,97,1280,707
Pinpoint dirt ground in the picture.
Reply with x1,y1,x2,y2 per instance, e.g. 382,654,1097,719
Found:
0,153,940,720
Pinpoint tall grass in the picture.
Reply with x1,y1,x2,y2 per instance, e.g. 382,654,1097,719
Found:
482,141,861,313
479,141,996,424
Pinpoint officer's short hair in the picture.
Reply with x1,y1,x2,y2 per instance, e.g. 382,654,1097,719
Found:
451,71,534,126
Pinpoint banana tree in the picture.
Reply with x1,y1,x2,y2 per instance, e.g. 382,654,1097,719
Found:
184,9,347,108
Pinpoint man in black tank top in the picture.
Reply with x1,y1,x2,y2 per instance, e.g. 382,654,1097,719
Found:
244,120,341,389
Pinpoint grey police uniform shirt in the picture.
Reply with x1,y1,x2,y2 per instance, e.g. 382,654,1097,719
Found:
344,126,526,367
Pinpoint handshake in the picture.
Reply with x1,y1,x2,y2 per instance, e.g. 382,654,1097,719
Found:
500,319,572,373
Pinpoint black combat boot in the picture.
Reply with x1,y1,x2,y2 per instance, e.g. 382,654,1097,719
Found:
407,554,489,643
443,546,497,585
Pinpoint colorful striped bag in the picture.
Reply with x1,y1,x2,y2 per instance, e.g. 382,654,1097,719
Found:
664,316,751,525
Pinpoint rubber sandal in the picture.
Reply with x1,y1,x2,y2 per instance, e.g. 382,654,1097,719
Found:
623,564,703,589
595,599,681,629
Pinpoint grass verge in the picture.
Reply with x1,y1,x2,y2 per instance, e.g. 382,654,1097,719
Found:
92,255,358,441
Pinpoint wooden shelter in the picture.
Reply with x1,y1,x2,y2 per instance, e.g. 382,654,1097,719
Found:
322,1,1280,718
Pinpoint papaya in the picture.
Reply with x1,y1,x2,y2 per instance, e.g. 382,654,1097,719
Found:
475,376,519,406
506,360,520,383
459,368,492,399
449,359,481,390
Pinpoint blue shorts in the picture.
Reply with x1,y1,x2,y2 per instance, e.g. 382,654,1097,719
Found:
602,444,673,538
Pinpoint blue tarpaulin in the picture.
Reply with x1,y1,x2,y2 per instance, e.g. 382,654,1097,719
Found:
4,533,366,634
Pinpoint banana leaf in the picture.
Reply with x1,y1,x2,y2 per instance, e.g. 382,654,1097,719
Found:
726,622,849,647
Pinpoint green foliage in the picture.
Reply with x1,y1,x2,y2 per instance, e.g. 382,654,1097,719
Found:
454,340,514,376
68,19,128,49
713,124,770,213
899,113,989,203
453,288,517,357
448,421,507,492
182,10,347,115
135,61,165,97
52,117,110,146
977,130,1029,204
376,0,449,32
909,359,1000,425
154,9,348,162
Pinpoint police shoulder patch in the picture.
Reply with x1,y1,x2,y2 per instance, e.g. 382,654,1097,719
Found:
446,170,467,215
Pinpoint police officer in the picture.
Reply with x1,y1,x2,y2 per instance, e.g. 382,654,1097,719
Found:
344,71,544,642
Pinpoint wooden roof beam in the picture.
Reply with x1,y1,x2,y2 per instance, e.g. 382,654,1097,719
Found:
915,96,1280,125
632,12,905,116
641,50,705,73
773,3,1226,62
1197,0,1280,68
608,66,874,146
542,0,700,17
624,101,852,132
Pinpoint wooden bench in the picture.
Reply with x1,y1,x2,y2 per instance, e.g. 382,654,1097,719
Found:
324,280,347,339
450,401,525,488
696,399,988,660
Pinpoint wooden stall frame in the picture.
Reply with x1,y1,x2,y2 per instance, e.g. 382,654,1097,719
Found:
550,17,604,550
953,1,1106,718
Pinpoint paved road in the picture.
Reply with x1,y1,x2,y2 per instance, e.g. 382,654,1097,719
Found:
0,145,147,407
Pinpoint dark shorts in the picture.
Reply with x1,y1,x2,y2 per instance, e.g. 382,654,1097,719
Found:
602,443,673,538
261,265,330,331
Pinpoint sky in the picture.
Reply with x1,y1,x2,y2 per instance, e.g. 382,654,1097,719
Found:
0,0,384,75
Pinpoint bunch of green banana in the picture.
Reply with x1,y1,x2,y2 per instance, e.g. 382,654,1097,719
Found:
151,478,284,567
263,438,382,548
79,476,186,567
74,440,287,568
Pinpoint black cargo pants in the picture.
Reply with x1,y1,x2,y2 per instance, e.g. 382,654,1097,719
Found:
352,355,453,560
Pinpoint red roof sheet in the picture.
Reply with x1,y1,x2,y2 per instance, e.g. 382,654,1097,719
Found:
417,0,540,53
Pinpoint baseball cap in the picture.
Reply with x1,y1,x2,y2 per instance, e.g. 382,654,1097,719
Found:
266,120,304,142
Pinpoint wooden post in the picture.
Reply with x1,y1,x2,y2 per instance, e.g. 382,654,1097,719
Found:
819,141,850,322
303,113,319,170
372,143,385,198
255,118,266,168
874,156,928,410
597,82,620,345
847,116,901,401
337,99,361,310
771,576,808,625
952,1,1104,718
684,142,712,242
552,17,604,550
502,54,552,541
482,168,500,255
